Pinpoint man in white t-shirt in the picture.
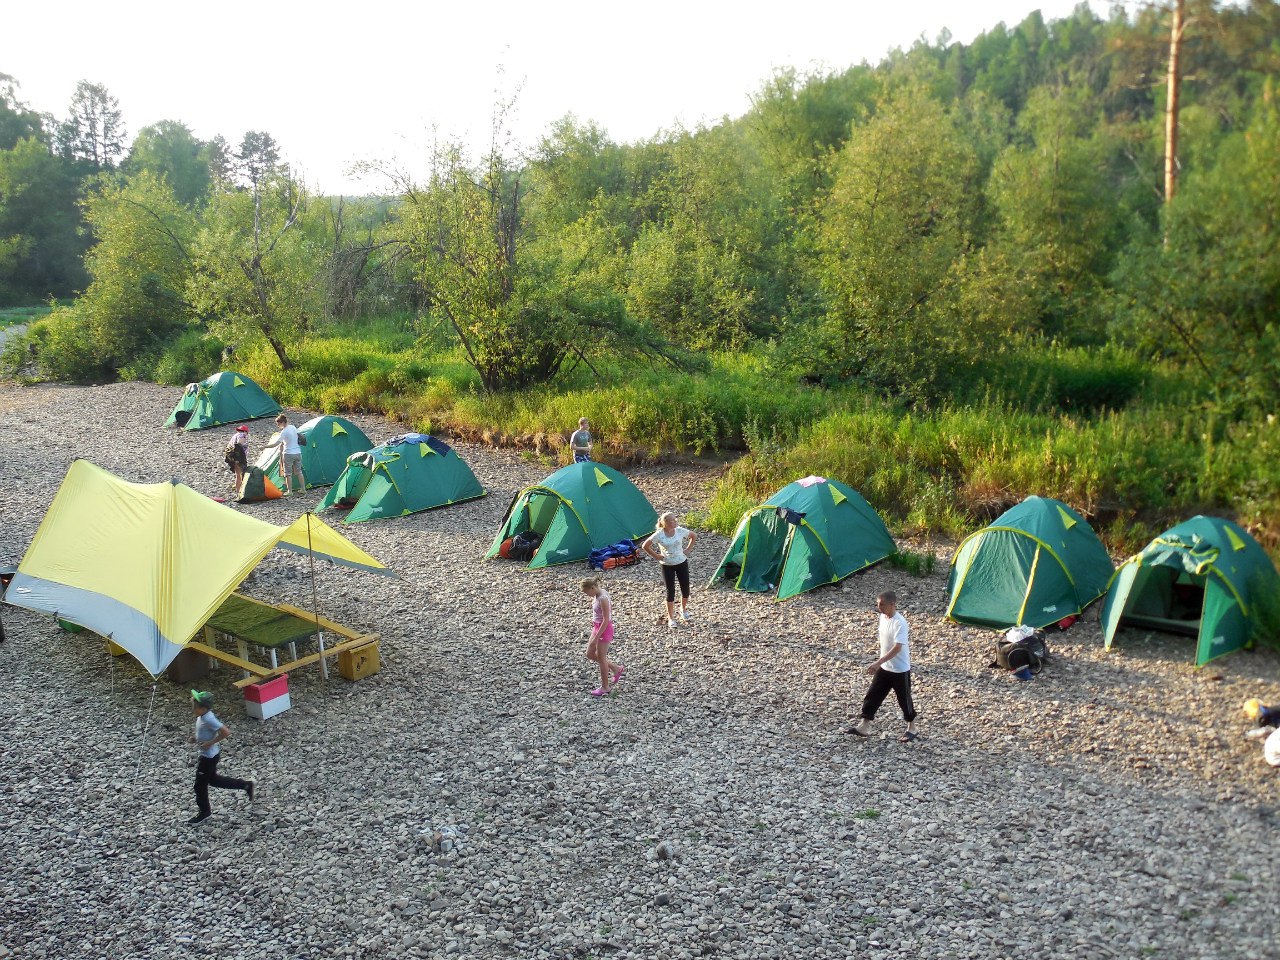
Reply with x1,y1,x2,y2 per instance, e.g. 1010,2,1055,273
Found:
263,413,306,494
846,591,919,741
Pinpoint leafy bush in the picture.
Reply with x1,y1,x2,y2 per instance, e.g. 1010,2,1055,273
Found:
152,331,227,386
887,550,937,578
15,310,115,383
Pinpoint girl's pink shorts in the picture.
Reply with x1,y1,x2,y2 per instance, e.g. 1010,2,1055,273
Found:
592,621,615,644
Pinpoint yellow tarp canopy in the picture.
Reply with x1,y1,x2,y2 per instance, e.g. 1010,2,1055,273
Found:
4,460,390,676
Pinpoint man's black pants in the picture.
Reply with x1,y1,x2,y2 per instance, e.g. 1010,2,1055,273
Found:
195,754,250,814
861,668,917,722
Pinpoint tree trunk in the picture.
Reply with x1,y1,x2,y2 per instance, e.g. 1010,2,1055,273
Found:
1164,0,1185,211
265,330,293,371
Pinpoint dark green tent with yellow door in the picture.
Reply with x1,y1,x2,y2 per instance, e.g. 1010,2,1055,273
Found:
1101,516,1279,665
945,496,1113,629
486,461,657,568
165,371,281,431
316,433,484,523
709,476,896,600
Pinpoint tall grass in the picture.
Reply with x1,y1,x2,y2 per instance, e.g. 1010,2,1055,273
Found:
149,319,1278,561
704,401,1280,555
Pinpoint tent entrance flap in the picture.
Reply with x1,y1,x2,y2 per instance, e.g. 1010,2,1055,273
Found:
524,491,561,537
735,510,789,592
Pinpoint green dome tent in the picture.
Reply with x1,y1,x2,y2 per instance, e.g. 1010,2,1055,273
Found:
1101,516,1279,666
485,461,657,568
165,371,281,431
709,476,896,600
260,415,373,490
946,496,1113,629
315,433,485,523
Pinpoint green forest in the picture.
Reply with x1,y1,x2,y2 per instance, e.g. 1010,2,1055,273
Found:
2,1,1278,556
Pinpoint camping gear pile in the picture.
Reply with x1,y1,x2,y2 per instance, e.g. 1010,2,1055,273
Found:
498,531,543,562
588,541,640,571
991,625,1050,680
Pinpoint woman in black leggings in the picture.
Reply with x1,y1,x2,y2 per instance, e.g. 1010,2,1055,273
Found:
643,512,697,630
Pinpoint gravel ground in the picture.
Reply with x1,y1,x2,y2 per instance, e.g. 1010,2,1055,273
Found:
1,381,1277,960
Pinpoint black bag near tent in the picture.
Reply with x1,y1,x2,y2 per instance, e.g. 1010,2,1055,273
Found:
991,629,1049,676
509,531,543,563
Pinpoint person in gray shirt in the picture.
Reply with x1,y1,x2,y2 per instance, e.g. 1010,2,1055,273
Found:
188,691,255,824
570,418,593,463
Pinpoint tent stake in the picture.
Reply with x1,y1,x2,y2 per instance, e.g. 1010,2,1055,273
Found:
306,512,327,680
133,681,158,782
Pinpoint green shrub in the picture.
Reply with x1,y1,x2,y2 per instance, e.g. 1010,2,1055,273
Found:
21,309,115,383
887,550,937,577
150,331,226,386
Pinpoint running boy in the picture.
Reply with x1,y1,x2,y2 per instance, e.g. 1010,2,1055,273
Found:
189,691,255,824
846,591,919,742
582,577,624,697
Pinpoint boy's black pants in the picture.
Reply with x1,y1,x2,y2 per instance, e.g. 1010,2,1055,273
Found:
195,755,250,814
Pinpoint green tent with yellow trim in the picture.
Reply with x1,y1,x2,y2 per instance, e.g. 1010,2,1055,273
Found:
315,433,484,523
485,461,657,568
709,476,896,600
1101,516,1279,666
946,496,1113,629
165,371,281,431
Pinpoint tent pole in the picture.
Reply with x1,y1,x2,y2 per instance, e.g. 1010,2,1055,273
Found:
306,512,328,680
133,681,158,781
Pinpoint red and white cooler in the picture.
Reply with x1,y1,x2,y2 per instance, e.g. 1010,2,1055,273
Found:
243,675,291,720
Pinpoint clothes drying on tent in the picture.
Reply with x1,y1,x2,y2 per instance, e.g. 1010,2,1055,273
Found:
709,476,896,600
165,371,281,431
1101,516,1279,666
946,496,1113,630
485,461,658,568
1,460,390,676
258,415,373,490
315,435,485,522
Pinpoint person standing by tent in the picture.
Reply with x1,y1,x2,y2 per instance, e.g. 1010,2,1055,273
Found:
263,414,306,495
188,691,254,824
224,424,250,494
643,512,697,629
570,417,593,463
846,591,919,742
582,577,624,696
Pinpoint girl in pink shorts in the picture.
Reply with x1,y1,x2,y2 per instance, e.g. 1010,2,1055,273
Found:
582,577,624,696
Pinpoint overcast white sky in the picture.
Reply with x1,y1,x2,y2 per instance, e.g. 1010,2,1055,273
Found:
3,1,1112,194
